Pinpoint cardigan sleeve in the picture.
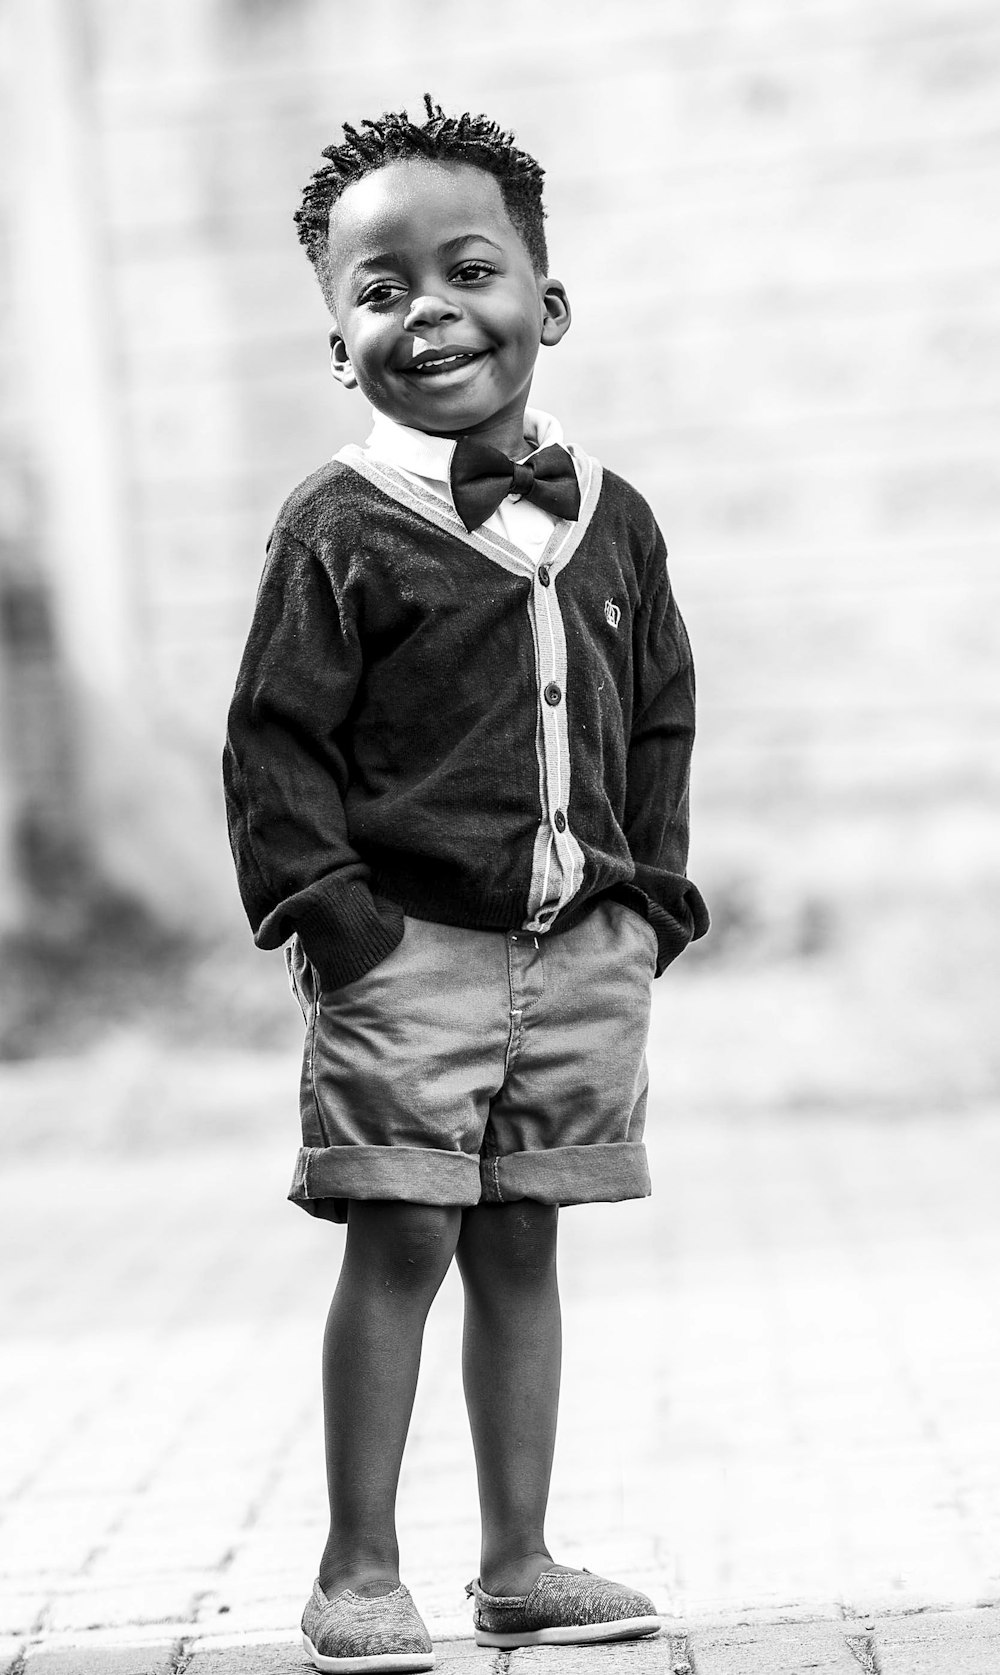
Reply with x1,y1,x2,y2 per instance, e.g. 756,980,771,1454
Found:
619,521,710,974
223,523,404,990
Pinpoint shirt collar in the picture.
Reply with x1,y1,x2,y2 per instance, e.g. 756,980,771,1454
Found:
364,407,566,484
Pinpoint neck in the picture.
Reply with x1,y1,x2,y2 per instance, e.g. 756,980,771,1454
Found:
423,395,533,458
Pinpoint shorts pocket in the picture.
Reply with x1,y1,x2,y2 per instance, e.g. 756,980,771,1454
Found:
618,901,658,969
285,935,317,1021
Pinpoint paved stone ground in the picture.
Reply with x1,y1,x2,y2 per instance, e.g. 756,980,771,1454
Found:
2,1027,1000,1670
5,1611,1000,1673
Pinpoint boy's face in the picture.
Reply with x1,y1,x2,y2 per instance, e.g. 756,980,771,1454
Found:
325,159,570,453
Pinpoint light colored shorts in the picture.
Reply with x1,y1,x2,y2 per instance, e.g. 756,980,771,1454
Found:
284,898,656,1222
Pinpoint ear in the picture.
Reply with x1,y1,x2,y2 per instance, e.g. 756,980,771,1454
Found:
329,327,358,390
540,279,571,347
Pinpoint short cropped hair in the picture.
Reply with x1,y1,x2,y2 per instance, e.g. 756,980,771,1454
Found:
295,94,548,307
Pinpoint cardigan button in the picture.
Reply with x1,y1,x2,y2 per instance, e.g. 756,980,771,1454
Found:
553,809,567,832
538,564,551,586
544,682,562,706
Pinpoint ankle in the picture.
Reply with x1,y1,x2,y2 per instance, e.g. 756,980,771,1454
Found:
319,1542,401,1599
479,1547,554,1598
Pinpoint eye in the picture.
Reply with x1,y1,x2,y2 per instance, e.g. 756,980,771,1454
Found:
358,279,405,308
452,260,496,284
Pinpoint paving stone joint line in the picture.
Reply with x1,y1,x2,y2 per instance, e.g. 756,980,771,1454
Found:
844,1629,880,1673
665,1634,694,1674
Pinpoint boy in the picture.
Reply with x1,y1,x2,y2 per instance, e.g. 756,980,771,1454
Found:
224,97,708,1674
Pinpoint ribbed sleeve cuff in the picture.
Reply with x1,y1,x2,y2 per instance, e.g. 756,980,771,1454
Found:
615,869,710,976
295,883,405,991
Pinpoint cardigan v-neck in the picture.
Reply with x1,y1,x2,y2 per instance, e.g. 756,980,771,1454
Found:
356,405,572,561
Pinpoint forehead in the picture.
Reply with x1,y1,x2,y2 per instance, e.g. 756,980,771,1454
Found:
326,159,520,282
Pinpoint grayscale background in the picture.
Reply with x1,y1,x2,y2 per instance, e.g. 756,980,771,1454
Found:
1,0,998,1662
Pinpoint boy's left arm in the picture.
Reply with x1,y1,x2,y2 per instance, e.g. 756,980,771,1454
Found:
621,520,710,975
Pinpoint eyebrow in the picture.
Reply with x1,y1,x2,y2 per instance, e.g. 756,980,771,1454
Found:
347,234,504,287
438,234,504,256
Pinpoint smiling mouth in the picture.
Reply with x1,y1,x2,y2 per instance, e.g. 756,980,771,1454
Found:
403,349,486,379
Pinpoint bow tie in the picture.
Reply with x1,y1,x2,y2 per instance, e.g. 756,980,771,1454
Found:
449,437,581,533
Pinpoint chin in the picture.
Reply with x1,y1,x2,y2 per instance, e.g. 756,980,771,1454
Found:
413,403,490,432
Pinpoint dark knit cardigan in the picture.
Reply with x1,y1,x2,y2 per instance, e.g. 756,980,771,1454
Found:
223,451,709,989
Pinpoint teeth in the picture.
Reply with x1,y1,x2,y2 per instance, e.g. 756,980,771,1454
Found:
411,352,474,373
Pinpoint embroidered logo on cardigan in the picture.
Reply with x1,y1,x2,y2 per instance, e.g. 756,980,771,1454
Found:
604,598,622,629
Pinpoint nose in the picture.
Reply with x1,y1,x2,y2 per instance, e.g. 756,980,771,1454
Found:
403,291,461,333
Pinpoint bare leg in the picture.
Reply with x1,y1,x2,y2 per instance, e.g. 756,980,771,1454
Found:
319,1201,462,1598
456,1200,562,1596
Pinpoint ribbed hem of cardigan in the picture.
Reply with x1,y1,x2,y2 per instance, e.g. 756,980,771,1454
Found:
368,871,657,941
369,868,529,931
295,884,405,991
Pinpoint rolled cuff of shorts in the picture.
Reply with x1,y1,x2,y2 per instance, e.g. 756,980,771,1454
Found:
480,1142,651,1207
288,1144,482,1216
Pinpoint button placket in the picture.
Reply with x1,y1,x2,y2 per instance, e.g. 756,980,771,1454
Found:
537,575,571,864
524,547,583,931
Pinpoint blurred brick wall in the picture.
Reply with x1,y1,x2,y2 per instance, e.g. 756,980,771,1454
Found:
34,0,1000,931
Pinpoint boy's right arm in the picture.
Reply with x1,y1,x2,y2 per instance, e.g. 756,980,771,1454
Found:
223,524,404,990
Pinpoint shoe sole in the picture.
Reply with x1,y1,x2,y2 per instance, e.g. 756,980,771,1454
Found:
475,1616,662,1649
302,1633,436,1673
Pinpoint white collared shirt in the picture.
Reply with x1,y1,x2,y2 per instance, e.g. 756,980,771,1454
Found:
361,406,571,563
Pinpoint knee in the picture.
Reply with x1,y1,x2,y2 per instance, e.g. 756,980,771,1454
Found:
458,1202,558,1296
347,1201,461,1294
